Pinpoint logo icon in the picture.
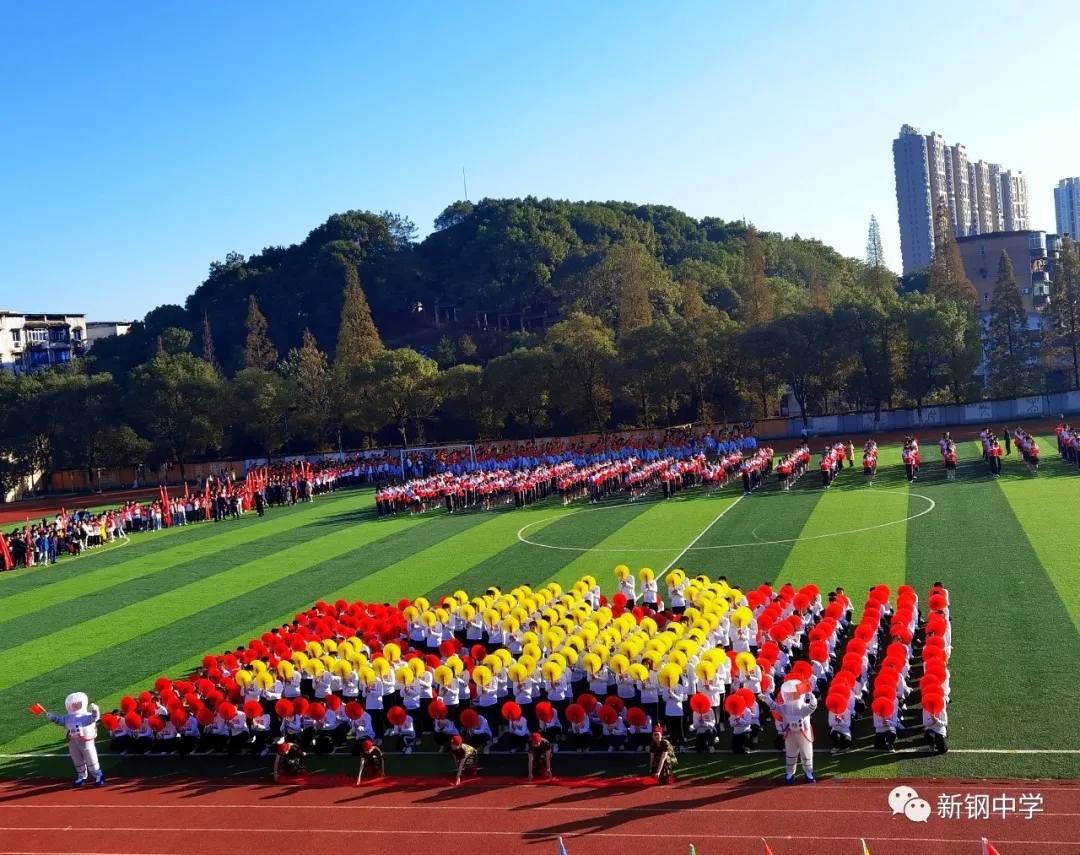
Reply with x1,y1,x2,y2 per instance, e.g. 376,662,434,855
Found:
889,785,931,822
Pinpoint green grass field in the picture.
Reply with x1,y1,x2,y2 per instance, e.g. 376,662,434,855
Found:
4,434,1080,782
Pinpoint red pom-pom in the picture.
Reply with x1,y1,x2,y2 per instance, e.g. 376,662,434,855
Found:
101,713,119,730
293,697,309,716
243,700,263,719
737,688,756,708
429,700,448,721
535,702,554,724
184,692,202,710
326,694,341,711
789,661,813,681
825,693,849,715
809,642,829,663
170,710,188,728
459,709,480,730
625,707,647,728
604,696,625,714
501,701,522,721
470,644,487,661
689,693,711,714
344,702,365,721
398,598,412,612
154,677,172,694
386,706,407,727
202,655,217,671
923,695,945,717
439,640,457,658
793,594,810,612
760,674,773,695
195,678,214,696
598,705,618,726
275,699,295,719
148,716,165,733
196,707,215,727
565,703,586,725
612,593,627,608
140,702,156,719
576,693,598,714
119,697,137,714
217,702,237,721
871,696,895,718
308,702,326,722
124,712,143,730
723,695,747,717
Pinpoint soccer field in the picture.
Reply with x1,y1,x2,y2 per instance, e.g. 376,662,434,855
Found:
3,434,1080,781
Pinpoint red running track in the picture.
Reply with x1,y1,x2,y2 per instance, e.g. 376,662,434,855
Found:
1,776,1079,855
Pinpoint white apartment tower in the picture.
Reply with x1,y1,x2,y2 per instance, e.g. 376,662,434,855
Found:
1055,178,1080,242
894,125,1030,273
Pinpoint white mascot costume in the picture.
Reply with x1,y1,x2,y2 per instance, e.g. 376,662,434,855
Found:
777,679,817,784
35,692,106,787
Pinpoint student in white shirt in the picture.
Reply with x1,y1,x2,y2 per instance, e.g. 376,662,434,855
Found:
348,708,377,753
503,711,531,752
601,710,628,752
693,707,718,753
432,714,460,752
618,571,637,608
250,710,272,755
728,704,755,754
922,698,948,754
827,699,852,753
461,711,493,752
389,711,416,754
661,682,687,748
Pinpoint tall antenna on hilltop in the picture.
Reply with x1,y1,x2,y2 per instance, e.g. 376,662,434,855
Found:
463,168,469,202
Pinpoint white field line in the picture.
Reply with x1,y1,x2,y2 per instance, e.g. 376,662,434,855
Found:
663,494,745,571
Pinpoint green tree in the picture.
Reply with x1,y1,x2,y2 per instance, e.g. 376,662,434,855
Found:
127,353,224,479
230,367,295,455
292,330,334,449
438,363,493,439
435,335,457,368
200,311,219,372
53,373,126,488
160,327,193,356
334,262,384,373
898,294,966,415
618,319,685,427
358,349,442,444
986,251,1038,397
546,312,618,431
243,295,278,371
945,304,985,404
482,347,551,440
763,310,836,427
809,266,831,312
1045,237,1080,388
680,309,740,422
738,227,773,327
927,199,977,303
835,299,899,418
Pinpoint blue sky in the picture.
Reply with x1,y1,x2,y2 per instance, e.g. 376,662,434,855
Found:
2,1,1078,321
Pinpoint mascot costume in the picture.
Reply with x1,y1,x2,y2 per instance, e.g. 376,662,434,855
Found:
31,692,106,787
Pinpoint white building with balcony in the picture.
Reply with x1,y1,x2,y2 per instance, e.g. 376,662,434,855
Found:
0,311,87,373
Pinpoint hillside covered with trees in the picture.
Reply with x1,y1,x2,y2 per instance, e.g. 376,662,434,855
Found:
3,196,1079,491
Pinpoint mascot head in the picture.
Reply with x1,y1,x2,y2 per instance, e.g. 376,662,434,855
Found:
65,692,88,714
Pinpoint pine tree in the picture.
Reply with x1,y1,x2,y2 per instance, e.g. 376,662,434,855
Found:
200,311,219,372
295,329,332,448
1046,237,1080,387
334,261,383,376
616,264,653,337
986,251,1037,397
243,295,278,370
809,266,831,312
866,216,886,269
739,226,773,328
679,279,705,321
927,199,977,303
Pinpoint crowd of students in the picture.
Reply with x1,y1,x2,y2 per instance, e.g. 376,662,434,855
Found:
0,459,355,572
102,569,951,785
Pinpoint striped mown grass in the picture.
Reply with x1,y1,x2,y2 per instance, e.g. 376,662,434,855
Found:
5,442,1080,782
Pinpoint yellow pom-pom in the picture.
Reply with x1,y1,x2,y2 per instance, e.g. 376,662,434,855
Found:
659,663,683,688
323,639,338,654
334,659,353,678
409,657,426,678
542,662,563,683
695,660,717,682
639,567,654,583
508,663,528,683
730,606,753,629
255,671,274,690
628,663,649,682
290,651,309,667
250,660,268,675
494,648,513,668
445,654,464,675
304,659,325,677
609,654,630,676
383,642,402,663
234,670,254,687
305,641,323,658
736,652,757,673
614,564,630,580
277,661,295,680
434,665,454,687
414,597,430,611
472,665,493,687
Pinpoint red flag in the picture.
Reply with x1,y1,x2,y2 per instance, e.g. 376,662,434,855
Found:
0,531,12,570
982,840,1000,855
762,841,774,855
159,485,172,528
23,523,33,567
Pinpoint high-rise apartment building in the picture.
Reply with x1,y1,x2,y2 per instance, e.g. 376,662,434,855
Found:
893,125,936,273
1055,178,1080,242
893,126,1030,273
